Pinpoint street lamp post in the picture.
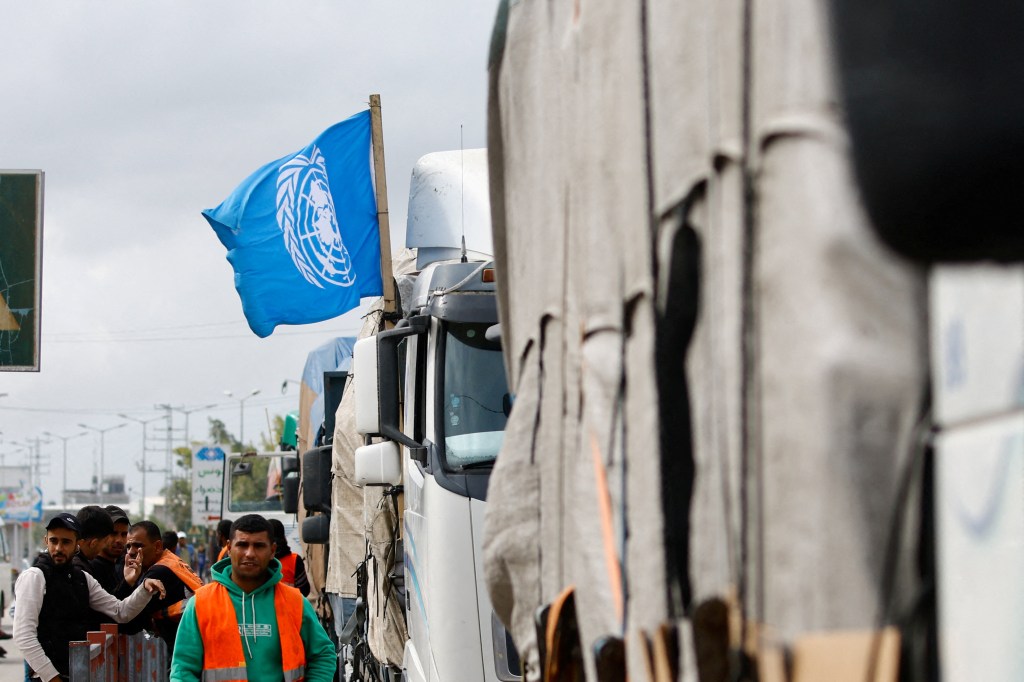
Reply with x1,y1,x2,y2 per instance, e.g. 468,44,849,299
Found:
9,439,41,486
155,403,218,485
224,389,261,451
42,430,88,509
118,414,167,519
170,403,218,449
78,422,127,505
12,437,51,505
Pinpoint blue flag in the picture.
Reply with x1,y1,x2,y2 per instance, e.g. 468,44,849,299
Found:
203,110,383,338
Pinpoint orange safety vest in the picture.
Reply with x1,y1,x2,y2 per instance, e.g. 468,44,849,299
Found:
278,553,297,586
218,545,229,562
152,549,204,621
194,581,306,682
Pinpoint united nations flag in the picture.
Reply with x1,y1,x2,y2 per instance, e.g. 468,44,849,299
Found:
203,109,383,338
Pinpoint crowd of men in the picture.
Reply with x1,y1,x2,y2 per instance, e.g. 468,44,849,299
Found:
12,507,333,682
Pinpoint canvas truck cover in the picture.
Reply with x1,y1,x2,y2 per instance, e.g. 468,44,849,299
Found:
297,336,356,601
326,249,418,667
298,337,356,452
484,2,927,680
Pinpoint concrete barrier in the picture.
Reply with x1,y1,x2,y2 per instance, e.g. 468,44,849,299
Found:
69,624,167,682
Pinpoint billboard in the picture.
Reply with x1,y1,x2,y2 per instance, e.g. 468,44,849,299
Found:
0,466,43,523
0,170,44,371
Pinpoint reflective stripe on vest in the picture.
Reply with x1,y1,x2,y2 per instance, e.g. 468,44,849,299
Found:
152,549,204,621
194,581,306,682
202,666,249,682
153,595,191,621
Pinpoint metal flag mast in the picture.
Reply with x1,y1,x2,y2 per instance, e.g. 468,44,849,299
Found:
369,94,397,320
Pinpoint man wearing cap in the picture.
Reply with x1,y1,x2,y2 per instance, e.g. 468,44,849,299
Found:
119,520,203,657
89,506,130,594
175,531,197,571
14,513,167,682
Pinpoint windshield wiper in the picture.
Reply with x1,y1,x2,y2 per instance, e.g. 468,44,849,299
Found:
458,460,496,471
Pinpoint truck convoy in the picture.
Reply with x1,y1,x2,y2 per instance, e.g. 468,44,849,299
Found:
290,6,1022,681
295,149,519,682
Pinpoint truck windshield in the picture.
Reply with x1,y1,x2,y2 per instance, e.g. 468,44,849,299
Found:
228,456,285,512
441,321,509,469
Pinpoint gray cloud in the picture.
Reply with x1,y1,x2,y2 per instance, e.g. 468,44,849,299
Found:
0,0,497,507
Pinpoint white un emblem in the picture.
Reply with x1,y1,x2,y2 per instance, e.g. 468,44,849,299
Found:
276,146,357,288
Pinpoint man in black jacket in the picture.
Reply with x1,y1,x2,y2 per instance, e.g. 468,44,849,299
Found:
72,506,113,578
71,506,116,633
88,506,130,593
13,513,166,681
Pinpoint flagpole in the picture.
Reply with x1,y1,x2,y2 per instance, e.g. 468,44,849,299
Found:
369,94,397,319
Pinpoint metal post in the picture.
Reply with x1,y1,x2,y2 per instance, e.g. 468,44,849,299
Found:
43,430,88,509
224,390,260,451
117,414,166,520
185,405,218,447
78,422,127,505
369,93,397,316
100,430,107,505
62,438,69,509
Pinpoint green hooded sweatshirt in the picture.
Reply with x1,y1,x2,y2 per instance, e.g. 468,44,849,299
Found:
170,557,336,682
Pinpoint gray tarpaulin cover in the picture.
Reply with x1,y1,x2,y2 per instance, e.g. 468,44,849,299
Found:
485,1,926,679
325,249,417,666
296,337,354,602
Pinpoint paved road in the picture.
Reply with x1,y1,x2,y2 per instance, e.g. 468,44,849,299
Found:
0,615,25,682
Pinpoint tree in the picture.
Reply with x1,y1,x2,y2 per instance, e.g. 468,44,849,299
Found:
208,418,240,451
259,414,286,451
160,445,194,531
158,415,288,534
162,477,192,532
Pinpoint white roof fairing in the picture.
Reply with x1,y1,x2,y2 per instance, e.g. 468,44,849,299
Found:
405,149,492,265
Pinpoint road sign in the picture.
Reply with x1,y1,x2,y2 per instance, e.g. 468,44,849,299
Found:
191,445,225,526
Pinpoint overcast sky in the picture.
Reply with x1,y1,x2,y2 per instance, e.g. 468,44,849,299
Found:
0,1,498,510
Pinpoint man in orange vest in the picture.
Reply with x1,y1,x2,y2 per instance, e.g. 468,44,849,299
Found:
169,514,335,682
215,519,233,562
118,520,204,657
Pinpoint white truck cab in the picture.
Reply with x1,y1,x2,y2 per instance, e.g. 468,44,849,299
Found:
347,150,521,682
353,260,520,682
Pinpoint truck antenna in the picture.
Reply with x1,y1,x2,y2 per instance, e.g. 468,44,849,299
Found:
460,124,467,263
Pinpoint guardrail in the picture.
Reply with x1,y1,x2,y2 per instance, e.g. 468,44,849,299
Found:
68,624,168,682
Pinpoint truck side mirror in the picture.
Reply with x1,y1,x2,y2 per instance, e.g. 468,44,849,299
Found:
302,445,332,514
354,317,429,451
281,473,299,514
322,370,349,445
281,456,299,476
232,461,253,477
354,336,381,436
354,441,402,487
301,514,330,545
